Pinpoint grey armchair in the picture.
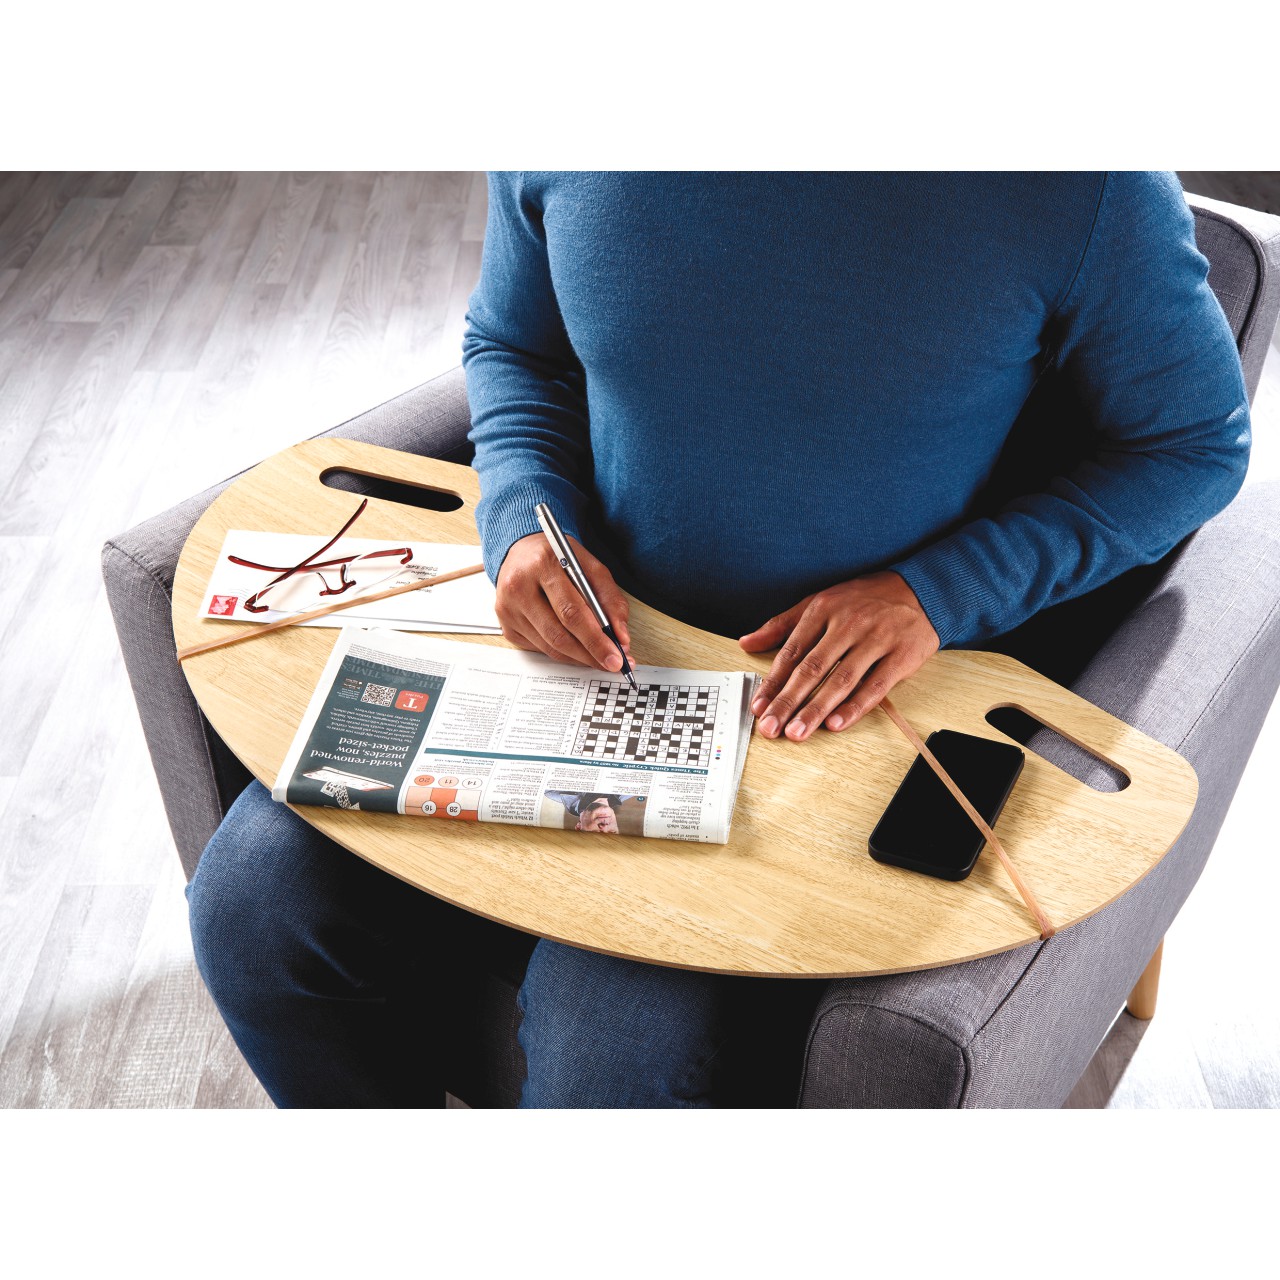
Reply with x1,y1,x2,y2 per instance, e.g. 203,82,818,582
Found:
103,193,1280,1107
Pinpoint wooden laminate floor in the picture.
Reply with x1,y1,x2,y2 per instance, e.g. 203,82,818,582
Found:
0,171,1276,1109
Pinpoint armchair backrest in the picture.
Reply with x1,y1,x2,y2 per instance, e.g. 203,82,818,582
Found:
1186,192,1280,401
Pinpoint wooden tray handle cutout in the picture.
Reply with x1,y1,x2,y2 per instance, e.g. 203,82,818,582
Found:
319,466,467,514
985,702,1131,793
293,438,482,531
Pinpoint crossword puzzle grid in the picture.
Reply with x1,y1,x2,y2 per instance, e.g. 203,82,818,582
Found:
572,682,719,767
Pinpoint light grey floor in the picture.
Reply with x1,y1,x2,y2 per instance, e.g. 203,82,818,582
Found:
0,171,1276,1109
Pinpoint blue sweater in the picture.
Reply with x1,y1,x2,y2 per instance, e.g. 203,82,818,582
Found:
462,173,1249,646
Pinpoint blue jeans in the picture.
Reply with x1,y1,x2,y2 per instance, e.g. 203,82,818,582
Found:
188,783,810,1107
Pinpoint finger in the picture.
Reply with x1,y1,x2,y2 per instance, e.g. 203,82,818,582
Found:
535,574,623,670
823,649,928,731
495,546,583,662
500,579,599,666
757,630,851,739
784,643,887,740
501,623,540,652
523,590,604,667
494,594,557,658
738,596,812,656
541,573,625,670
753,608,831,729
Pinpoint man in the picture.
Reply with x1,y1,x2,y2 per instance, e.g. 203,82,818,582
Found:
188,172,1249,1108
552,793,622,834
575,797,619,833
545,792,629,833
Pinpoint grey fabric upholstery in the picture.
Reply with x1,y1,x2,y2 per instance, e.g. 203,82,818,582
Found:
103,190,1280,1107
1180,192,1280,399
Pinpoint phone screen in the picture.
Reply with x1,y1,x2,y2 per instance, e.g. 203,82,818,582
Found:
868,730,1024,879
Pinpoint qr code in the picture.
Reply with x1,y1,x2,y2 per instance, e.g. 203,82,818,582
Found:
320,780,359,810
360,682,397,707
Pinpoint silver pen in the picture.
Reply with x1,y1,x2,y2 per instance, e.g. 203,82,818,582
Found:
534,502,636,689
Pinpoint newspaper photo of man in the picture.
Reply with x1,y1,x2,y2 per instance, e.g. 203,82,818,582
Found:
543,791,646,835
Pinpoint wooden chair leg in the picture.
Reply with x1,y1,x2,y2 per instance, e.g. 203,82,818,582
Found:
1126,940,1164,1021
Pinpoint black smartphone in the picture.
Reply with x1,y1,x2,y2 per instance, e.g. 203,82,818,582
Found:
868,730,1025,880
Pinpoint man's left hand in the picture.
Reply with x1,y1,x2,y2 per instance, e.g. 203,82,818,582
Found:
739,571,940,741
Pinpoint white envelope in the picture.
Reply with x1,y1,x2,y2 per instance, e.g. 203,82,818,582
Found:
200,530,501,633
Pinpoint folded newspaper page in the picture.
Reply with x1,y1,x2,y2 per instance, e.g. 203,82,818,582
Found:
273,628,761,844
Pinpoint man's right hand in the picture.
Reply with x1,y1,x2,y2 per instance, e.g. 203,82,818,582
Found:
495,532,633,672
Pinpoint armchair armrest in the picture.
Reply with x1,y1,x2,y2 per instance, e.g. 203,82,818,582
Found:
800,481,1280,1106
102,367,473,879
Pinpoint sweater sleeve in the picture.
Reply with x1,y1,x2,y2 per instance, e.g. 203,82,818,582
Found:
462,172,593,583
889,172,1251,647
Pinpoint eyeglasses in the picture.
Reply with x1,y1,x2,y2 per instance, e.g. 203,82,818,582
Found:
227,498,414,614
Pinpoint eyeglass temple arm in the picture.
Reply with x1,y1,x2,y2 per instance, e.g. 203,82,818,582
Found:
228,546,413,573
237,498,369,596
240,499,370,611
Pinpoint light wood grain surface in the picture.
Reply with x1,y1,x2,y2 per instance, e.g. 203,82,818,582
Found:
173,439,1199,978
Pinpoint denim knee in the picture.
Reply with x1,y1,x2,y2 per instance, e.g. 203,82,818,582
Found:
187,782,353,1013
188,782,463,1107
517,939,726,1108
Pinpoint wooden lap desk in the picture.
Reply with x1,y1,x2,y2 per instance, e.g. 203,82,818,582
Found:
172,439,1199,979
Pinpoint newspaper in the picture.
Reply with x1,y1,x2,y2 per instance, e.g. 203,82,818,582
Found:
200,530,500,633
273,628,761,844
